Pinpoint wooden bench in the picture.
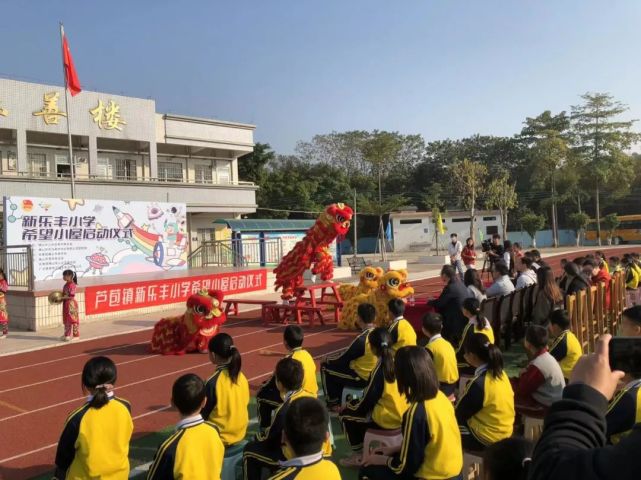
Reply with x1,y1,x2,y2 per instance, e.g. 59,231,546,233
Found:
262,303,332,327
347,256,371,274
224,299,277,316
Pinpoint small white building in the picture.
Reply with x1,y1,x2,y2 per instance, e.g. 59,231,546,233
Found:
390,210,502,252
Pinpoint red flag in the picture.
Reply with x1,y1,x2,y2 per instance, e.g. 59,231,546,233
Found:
61,26,81,96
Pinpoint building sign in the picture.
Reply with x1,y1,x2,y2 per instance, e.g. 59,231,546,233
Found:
85,269,267,315
32,92,66,125
3,196,188,281
90,99,127,130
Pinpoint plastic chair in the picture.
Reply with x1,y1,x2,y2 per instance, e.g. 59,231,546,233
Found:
463,451,484,480
361,428,403,464
221,440,247,480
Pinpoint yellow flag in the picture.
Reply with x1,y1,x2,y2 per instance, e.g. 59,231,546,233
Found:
436,212,445,235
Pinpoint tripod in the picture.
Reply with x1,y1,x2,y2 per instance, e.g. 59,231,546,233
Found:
481,253,493,281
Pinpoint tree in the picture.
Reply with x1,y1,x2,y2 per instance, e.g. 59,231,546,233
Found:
571,92,639,246
567,212,590,246
238,142,275,184
423,183,446,255
362,132,403,259
521,213,545,247
602,213,620,245
486,174,518,240
451,159,488,242
520,111,571,248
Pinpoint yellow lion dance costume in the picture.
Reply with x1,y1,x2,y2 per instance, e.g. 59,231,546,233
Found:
338,266,384,303
339,269,415,330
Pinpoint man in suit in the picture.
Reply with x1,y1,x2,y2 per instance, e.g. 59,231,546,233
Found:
428,264,472,343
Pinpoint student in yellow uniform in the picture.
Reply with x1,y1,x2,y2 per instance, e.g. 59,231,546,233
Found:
321,302,377,408
457,297,495,375
147,374,224,480
359,346,463,480
256,325,318,429
422,312,459,397
244,358,331,480
548,310,583,381
387,299,417,353
267,397,341,480
201,333,250,446
339,327,409,467
456,333,515,451
606,376,641,444
621,256,640,290
53,356,133,480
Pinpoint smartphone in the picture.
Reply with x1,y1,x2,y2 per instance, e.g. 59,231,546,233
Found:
609,337,641,378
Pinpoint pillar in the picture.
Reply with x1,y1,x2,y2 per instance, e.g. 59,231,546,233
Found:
87,135,98,176
149,141,158,178
16,128,27,173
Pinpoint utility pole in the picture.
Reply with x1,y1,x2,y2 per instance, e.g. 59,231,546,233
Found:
353,188,358,257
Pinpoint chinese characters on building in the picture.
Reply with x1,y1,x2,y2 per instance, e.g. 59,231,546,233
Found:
85,270,268,315
20,215,132,241
32,92,67,125
90,100,127,130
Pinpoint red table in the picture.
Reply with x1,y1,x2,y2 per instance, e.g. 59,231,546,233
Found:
404,298,436,335
262,282,343,326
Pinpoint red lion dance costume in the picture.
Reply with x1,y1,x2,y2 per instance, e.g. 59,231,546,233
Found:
274,203,353,300
150,290,226,355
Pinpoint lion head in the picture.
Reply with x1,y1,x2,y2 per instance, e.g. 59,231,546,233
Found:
359,266,384,290
185,289,226,336
378,269,414,299
320,203,353,237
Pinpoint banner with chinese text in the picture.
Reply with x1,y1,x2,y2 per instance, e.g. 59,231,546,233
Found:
3,196,187,282
85,269,267,315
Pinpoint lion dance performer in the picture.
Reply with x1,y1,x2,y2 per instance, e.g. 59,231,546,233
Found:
150,289,227,355
273,203,353,300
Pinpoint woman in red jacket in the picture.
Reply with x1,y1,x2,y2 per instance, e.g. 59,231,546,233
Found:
461,237,477,270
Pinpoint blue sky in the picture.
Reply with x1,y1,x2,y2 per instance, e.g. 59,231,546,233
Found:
2,0,639,153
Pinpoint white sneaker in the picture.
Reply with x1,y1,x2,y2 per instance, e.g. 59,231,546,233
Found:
70,337,79,342
0,334,6,340
61,336,71,342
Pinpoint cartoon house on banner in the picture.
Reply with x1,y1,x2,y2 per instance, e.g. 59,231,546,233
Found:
3,196,188,282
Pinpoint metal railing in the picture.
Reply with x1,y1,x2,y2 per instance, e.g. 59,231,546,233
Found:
1,171,256,188
0,245,34,290
188,238,283,268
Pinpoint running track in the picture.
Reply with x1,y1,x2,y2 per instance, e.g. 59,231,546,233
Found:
0,247,634,479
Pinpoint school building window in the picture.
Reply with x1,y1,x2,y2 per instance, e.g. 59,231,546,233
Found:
486,225,499,235
29,153,47,176
195,163,213,184
159,161,183,182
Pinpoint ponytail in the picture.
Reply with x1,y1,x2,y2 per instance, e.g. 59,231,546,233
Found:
63,269,78,285
464,332,504,379
208,333,242,383
369,327,395,383
82,356,117,409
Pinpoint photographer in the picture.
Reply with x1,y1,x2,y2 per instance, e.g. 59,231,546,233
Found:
486,234,505,268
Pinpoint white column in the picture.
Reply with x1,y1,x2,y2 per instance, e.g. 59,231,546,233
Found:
16,128,27,173
149,141,158,178
87,135,98,176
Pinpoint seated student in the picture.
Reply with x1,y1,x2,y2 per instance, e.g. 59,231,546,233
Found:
512,325,565,416
256,325,318,429
456,298,495,375
621,256,640,291
583,258,612,308
148,374,224,480
53,356,133,480
387,298,417,353
455,333,515,451
485,262,515,298
630,252,641,278
244,358,331,480
595,250,610,274
621,305,641,337
201,333,250,447
321,303,377,409
548,310,583,381
339,327,409,467
515,255,537,290
606,371,641,445
531,266,564,325
609,256,622,274
483,437,533,480
358,346,463,480
268,397,341,480
422,312,459,397
529,249,547,270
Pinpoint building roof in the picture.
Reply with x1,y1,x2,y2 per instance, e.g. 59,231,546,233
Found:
213,218,315,232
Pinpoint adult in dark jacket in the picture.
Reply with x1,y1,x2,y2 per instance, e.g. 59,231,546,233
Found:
563,262,591,297
428,265,471,343
528,334,640,480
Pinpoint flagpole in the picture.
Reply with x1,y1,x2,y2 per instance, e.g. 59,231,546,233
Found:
59,22,76,199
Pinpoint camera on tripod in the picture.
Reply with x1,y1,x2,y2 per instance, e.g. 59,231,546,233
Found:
481,239,492,253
